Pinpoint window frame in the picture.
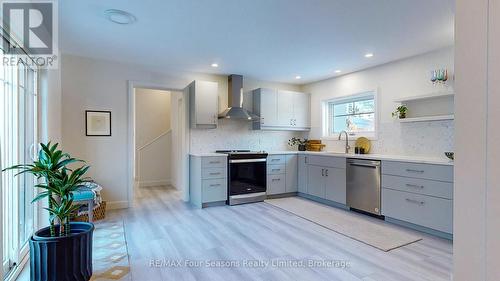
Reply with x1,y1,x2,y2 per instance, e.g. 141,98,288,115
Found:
1,30,40,280
321,90,379,140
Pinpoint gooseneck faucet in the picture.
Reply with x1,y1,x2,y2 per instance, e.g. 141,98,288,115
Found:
338,131,350,153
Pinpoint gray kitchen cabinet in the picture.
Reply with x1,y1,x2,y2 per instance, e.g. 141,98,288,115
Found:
298,155,308,193
267,174,286,195
324,167,346,204
190,155,228,208
285,155,298,192
307,165,326,198
381,160,453,236
306,163,346,204
189,80,219,129
266,153,298,196
253,88,310,131
382,188,453,234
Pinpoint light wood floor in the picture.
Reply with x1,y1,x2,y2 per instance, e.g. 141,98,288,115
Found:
106,186,453,281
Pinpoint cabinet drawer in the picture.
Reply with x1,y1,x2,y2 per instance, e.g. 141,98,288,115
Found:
202,157,226,168
267,155,286,165
201,167,226,179
307,155,345,169
382,161,453,182
382,175,453,199
267,164,286,175
202,179,227,203
267,174,286,195
382,188,452,234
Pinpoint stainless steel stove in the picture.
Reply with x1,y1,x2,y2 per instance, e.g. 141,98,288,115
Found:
216,150,268,205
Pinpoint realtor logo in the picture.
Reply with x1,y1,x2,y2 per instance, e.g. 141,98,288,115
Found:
1,0,58,68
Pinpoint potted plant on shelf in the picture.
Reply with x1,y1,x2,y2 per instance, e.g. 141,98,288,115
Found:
2,142,94,281
288,137,308,151
392,105,408,119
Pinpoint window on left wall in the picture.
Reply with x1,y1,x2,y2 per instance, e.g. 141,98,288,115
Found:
0,38,39,278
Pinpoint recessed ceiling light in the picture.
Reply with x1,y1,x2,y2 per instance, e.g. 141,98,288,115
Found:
211,63,219,68
364,53,374,58
295,75,301,80
104,9,137,25
334,70,342,73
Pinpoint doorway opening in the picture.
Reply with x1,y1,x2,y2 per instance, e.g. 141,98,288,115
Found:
128,82,190,207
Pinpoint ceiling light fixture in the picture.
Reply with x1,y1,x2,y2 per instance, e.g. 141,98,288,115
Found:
211,63,219,68
334,70,342,74
295,75,302,80
104,9,137,25
364,53,374,58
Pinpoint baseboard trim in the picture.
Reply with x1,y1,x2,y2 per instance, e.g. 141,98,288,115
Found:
107,201,129,210
138,180,171,188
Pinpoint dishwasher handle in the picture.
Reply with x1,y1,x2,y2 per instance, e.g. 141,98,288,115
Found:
349,163,378,169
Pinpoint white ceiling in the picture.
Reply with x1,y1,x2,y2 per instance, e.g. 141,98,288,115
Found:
60,0,455,84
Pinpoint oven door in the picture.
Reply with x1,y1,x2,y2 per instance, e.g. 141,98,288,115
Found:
229,159,267,195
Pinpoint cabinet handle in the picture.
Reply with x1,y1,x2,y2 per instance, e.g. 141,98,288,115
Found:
325,169,328,177
321,169,325,176
305,157,308,164
209,161,220,164
272,169,281,172
209,184,221,187
406,169,425,174
209,172,221,175
406,183,424,189
272,178,281,182
405,198,425,205
271,159,280,162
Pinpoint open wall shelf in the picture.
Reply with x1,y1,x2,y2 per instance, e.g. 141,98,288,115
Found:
394,91,454,123
398,114,454,123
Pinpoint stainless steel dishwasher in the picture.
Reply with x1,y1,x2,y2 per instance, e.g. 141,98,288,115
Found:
346,159,382,215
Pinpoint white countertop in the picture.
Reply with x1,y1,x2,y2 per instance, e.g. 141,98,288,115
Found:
300,151,453,166
190,150,453,166
189,152,227,157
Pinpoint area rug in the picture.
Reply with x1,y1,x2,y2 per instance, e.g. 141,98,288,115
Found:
265,197,422,251
90,220,131,281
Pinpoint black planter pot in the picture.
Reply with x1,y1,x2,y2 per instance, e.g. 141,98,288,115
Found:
30,222,94,281
298,144,307,151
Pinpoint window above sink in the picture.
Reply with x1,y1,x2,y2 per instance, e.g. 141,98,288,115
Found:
322,90,378,140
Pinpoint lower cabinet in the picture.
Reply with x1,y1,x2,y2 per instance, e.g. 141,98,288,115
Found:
298,155,308,193
307,165,326,198
267,174,286,195
324,167,346,204
267,154,298,196
190,155,228,208
285,155,298,192
306,164,346,204
382,188,453,234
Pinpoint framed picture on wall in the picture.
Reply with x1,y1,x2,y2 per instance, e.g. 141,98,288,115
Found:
85,110,112,136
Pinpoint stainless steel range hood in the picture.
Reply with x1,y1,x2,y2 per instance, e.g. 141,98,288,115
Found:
218,74,259,120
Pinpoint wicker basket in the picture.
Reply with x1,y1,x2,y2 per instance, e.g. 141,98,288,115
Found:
73,201,106,222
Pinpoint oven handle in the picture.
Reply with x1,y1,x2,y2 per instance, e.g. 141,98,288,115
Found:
229,159,267,163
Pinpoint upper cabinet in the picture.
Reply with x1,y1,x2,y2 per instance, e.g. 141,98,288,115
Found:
189,80,219,129
252,88,310,131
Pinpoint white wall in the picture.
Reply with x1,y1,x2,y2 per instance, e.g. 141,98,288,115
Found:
135,88,172,186
302,47,454,157
135,88,171,148
60,54,302,207
454,0,500,279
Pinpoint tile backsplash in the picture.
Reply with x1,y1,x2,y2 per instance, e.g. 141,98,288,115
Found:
323,120,454,157
191,119,453,157
190,119,307,153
